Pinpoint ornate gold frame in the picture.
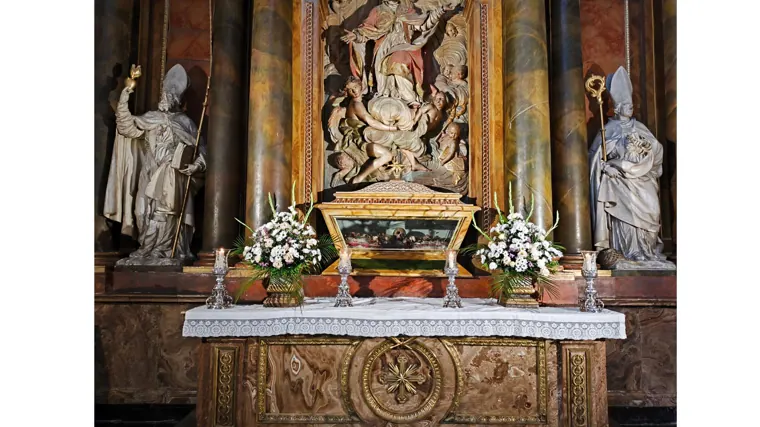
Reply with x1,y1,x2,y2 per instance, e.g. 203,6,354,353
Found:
440,337,549,425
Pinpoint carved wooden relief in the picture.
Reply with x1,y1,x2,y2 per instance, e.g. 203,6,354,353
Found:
294,0,502,229
322,0,471,195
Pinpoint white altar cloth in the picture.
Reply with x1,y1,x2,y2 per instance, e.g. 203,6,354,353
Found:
183,297,625,340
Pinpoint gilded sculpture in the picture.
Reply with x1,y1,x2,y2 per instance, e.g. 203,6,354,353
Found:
324,0,470,194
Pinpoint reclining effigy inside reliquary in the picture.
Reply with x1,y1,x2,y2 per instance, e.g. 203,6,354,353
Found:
316,180,479,277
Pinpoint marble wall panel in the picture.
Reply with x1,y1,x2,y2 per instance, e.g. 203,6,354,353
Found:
95,303,200,404
606,307,676,407
579,0,626,146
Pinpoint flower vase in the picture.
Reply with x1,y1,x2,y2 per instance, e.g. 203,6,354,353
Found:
496,276,540,308
262,276,303,308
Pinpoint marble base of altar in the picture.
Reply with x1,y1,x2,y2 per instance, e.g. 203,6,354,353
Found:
184,298,625,427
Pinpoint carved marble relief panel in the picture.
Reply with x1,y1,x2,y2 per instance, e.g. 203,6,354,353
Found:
238,336,562,426
322,0,471,194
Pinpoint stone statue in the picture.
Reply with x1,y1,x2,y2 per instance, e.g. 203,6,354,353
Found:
589,66,674,270
104,64,207,266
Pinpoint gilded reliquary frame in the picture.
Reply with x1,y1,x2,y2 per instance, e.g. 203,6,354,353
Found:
316,182,480,277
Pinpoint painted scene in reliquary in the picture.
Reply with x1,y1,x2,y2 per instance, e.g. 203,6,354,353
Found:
322,0,470,194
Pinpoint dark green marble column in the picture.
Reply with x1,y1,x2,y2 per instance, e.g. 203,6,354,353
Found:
202,0,247,251
549,0,591,256
246,0,293,231
503,0,554,232
95,0,136,251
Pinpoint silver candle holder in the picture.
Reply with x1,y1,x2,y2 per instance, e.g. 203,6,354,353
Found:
335,247,354,307
442,249,462,308
579,250,604,312
206,248,234,309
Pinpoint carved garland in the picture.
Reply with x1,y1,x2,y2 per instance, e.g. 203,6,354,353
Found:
479,3,492,229
213,347,238,426
304,0,315,202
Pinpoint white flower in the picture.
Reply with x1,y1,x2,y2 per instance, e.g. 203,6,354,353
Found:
284,253,294,264
540,267,550,277
488,262,498,270
272,258,283,269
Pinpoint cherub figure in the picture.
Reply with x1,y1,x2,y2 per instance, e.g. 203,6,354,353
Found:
436,122,467,185
412,91,448,136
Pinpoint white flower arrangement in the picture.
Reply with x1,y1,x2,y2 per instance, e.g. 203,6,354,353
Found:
232,185,335,305
466,183,564,302
240,206,322,270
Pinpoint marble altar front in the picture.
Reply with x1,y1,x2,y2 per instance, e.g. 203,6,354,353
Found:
184,298,625,426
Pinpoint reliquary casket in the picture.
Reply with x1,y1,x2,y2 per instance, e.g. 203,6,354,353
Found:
316,181,480,277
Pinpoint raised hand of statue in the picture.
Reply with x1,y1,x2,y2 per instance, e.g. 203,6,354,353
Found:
341,30,357,43
119,86,133,103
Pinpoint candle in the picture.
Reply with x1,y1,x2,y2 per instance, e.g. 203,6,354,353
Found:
214,248,228,271
445,249,458,269
339,247,352,268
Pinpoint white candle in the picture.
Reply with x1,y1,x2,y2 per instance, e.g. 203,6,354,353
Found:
445,249,458,269
339,247,352,268
214,248,228,270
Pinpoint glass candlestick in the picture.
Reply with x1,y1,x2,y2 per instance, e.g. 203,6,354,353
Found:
579,250,604,312
207,247,233,309
442,249,462,308
335,247,353,307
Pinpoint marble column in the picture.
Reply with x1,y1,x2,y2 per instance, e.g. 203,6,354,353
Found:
663,0,676,249
95,0,136,252
202,0,247,253
503,0,554,232
246,0,293,231
549,0,591,259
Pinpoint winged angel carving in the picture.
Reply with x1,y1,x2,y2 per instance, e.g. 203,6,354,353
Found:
323,0,470,194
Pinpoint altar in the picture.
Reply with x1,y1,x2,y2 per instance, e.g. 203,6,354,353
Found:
184,298,625,426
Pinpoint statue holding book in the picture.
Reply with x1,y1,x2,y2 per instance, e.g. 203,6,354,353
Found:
103,64,207,265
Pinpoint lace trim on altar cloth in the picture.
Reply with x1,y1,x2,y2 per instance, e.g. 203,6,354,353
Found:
182,298,626,340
